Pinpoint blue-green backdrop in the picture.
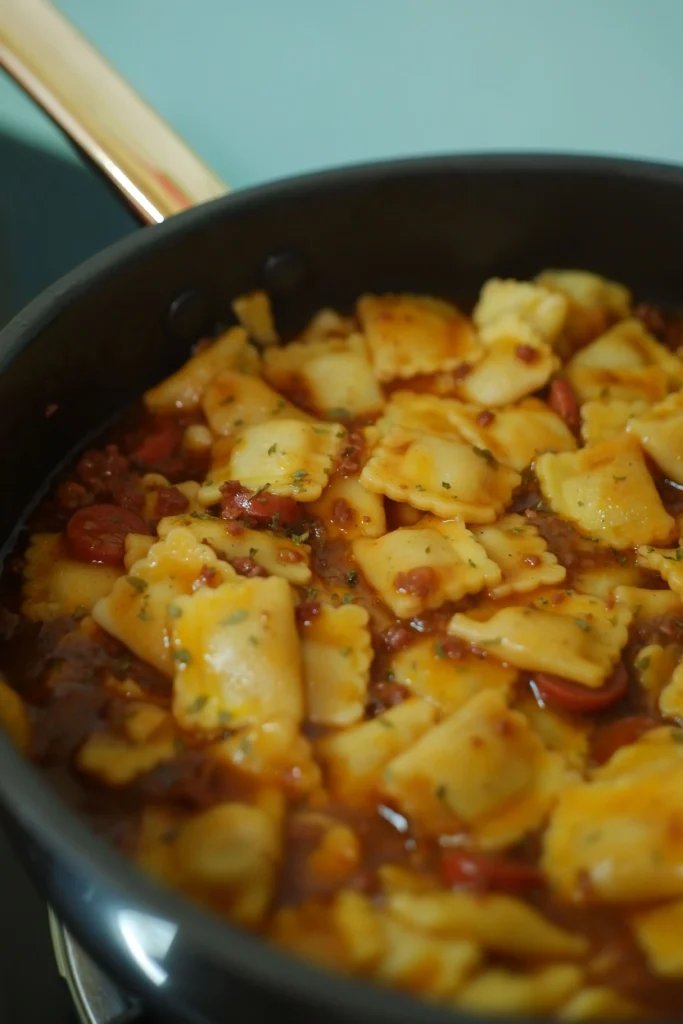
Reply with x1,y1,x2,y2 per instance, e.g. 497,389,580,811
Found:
2,0,682,324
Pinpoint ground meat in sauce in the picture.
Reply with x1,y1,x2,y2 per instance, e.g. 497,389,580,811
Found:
5,294,683,1019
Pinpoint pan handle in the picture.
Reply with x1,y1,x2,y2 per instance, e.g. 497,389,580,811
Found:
0,0,229,224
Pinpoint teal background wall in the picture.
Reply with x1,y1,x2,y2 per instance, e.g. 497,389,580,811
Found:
2,0,683,323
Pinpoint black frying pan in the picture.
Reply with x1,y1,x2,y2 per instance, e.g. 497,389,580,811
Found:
3,9,683,1024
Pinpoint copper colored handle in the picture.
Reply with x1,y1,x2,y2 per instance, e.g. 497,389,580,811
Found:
0,0,229,224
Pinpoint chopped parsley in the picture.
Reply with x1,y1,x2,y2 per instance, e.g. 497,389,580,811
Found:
137,608,152,622
167,604,183,619
340,646,352,657
173,649,192,665
435,783,449,802
268,443,278,455
249,547,258,558
377,718,394,729
434,640,447,659
218,710,232,725
345,570,359,587
327,407,350,420
291,530,310,545
125,576,148,594
189,694,208,713
613,475,627,482
221,609,248,626
292,469,309,479
415,484,425,491
441,481,451,490
575,618,591,631
342,593,355,604
467,558,476,568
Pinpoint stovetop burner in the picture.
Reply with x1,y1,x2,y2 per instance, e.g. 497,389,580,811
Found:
49,911,141,1024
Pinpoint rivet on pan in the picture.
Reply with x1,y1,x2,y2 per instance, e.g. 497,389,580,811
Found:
166,289,211,343
262,251,309,298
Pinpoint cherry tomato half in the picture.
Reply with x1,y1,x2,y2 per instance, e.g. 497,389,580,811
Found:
532,663,629,713
591,715,656,765
131,419,181,465
548,379,580,434
66,504,150,565
440,850,544,892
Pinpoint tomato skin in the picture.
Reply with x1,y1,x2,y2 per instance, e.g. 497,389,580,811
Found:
548,379,580,434
532,663,629,713
66,504,150,565
131,419,181,465
220,481,300,527
440,850,544,892
591,715,656,765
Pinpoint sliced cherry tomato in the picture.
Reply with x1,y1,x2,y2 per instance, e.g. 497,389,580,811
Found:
131,419,181,465
220,481,300,527
591,715,656,765
548,379,580,434
532,663,628,713
66,504,150,565
440,850,544,892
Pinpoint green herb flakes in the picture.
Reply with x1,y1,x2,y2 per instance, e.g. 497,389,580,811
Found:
125,576,147,594
221,609,248,626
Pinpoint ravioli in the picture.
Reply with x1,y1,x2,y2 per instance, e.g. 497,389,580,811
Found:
22,533,121,621
360,426,520,523
448,593,631,688
382,690,570,847
457,337,560,407
300,604,372,726
391,637,518,715
631,899,683,978
199,418,344,505
202,370,307,437
92,527,236,676
580,399,648,446
447,397,576,471
77,703,176,785
473,278,568,347
457,966,584,1016
316,698,437,803
471,513,566,599
543,737,683,902
536,439,676,549
352,516,500,618
357,293,482,382
627,391,683,485
636,545,683,597
171,575,303,731
536,270,632,348
308,473,386,540
566,319,683,403
158,513,312,585
263,334,383,417
144,326,259,414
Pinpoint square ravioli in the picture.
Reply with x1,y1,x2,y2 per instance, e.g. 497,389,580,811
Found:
300,604,372,726
308,474,386,540
22,533,121,621
626,391,683,485
352,516,501,618
472,278,568,347
536,269,632,347
316,698,437,803
92,527,236,676
356,293,482,382
536,439,676,549
543,756,683,903
158,514,312,585
202,370,308,437
144,326,259,414
566,319,683,403
199,419,344,504
457,337,559,407
631,899,683,978
391,637,518,715
580,398,648,446
171,575,303,731
263,334,383,418
447,397,576,471
358,415,518,524
470,513,566,599
381,690,571,848
448,592,631,688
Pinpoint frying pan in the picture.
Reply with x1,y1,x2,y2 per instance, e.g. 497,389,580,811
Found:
3,5,683,1023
